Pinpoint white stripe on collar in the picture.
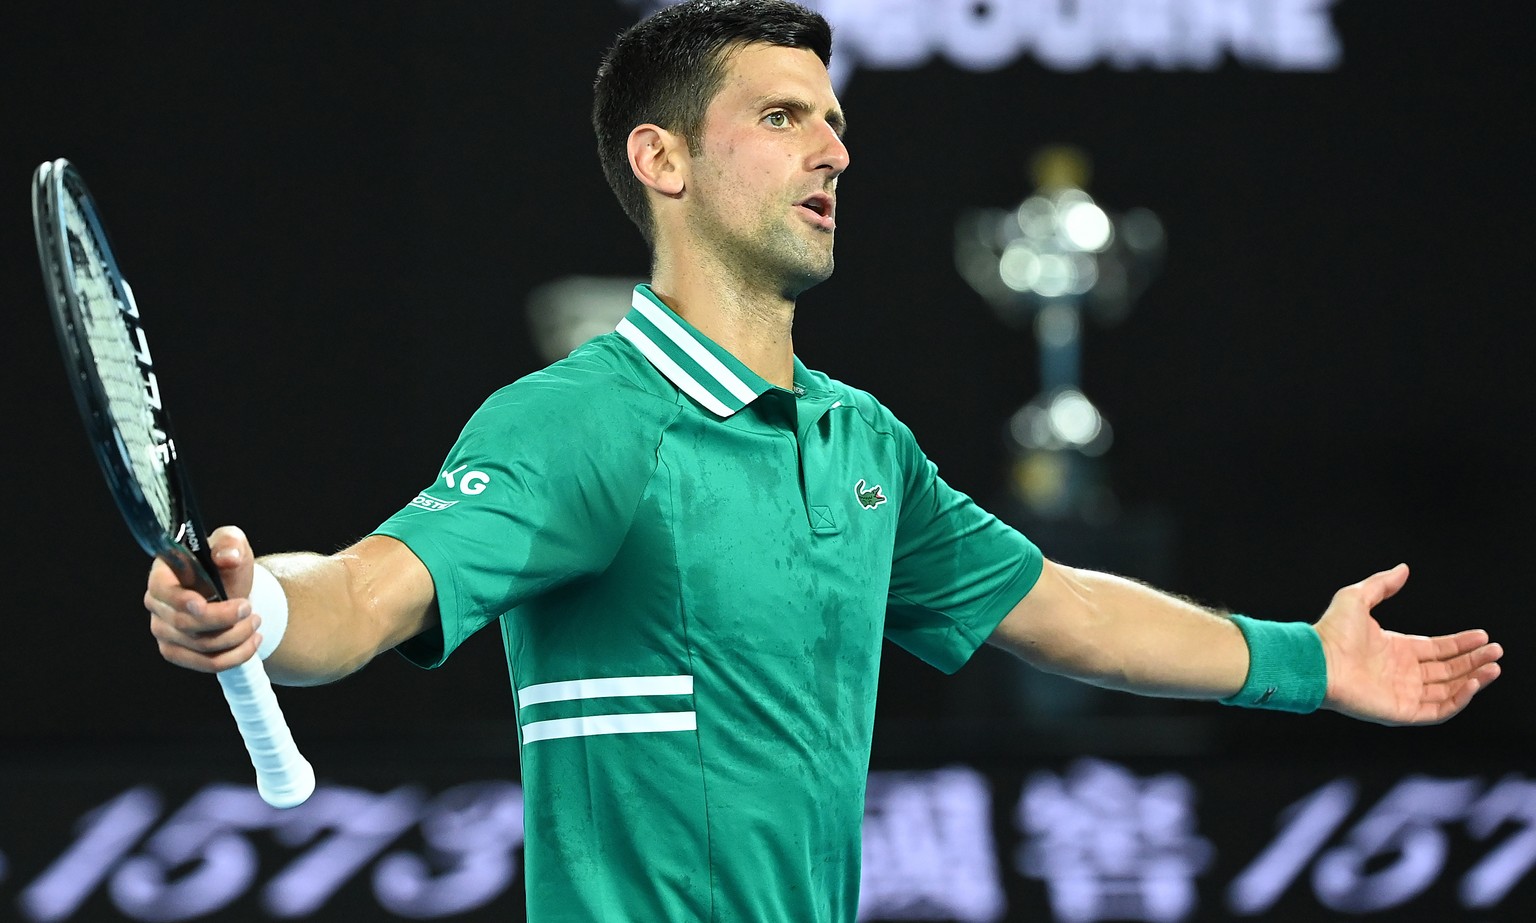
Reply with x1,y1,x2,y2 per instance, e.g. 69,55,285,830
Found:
629,290,759,405
616,318,737,417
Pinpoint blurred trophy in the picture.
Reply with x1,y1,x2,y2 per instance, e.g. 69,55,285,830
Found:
955,147,1185,731
956,145,1165,524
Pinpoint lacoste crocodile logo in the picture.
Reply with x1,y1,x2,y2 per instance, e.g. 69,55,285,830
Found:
855,478,887,510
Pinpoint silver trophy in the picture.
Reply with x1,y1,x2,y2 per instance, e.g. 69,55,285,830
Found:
956,145,1165,524
955,146,1173,728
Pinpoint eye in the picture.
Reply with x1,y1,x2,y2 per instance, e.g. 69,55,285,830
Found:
764,110,790,128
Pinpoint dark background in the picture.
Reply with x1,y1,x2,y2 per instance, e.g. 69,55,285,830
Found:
2,0,1531,776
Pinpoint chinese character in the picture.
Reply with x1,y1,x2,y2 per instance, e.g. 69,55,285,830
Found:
1017,759,1213,923
860,767,1006,922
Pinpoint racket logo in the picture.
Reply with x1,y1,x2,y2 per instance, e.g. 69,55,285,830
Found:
148,437,175,472
119,281,164,412
130,329,171,470
176,518,205,553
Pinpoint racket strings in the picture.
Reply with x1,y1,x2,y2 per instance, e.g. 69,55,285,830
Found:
61,193,176,530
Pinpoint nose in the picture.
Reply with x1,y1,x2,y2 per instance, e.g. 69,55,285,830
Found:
813,120,850,177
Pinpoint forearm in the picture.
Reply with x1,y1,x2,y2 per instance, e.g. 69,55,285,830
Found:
256,544,427,687
991,561,1250,699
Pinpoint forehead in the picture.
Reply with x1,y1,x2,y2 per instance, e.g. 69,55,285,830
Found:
708,42,842,116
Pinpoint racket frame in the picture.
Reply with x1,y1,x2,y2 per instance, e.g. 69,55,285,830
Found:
31,158,313,808
33,159,221,598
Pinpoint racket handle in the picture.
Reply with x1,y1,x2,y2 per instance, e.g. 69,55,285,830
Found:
216,658,316,808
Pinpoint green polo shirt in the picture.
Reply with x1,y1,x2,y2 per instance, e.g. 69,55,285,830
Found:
373,284,1042,923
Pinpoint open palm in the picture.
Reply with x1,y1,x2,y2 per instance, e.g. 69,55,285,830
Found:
1315,564,1502,726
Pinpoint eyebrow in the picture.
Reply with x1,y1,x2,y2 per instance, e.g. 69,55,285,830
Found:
756,95,848,138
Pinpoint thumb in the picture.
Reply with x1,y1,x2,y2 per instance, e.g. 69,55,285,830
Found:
1358,562,1410,609
208,525,256,600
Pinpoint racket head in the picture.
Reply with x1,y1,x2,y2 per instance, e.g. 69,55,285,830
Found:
32,158,225,599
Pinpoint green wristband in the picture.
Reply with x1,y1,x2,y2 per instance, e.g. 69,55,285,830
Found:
1219,615,1328,713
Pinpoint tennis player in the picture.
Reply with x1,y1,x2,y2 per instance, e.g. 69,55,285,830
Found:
144,2,1503,920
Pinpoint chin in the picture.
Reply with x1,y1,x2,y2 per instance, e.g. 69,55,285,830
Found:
782,262,833,299
748,230,836,295
798,243,835,282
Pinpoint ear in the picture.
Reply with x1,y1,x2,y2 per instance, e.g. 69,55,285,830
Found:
627,124,686,199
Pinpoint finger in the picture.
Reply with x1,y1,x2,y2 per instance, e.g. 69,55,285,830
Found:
1355,563,1410,608
1419,640,1503,684
1475,661,1502,689
146,557,221,620
1418,662,1501,724
1427,629,1496,660
1432,668,1495,722
150,611,261,655
1417,681,1456,706
144,584,216,625
1406,680,1472,725
146,590,252,636
167,601,253,638
208,525,254,600
208,524,250,555
147,555,202,601
155,626,263,674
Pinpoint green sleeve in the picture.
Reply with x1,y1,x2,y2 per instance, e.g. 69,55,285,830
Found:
883,417,1042,673
374,365,668,668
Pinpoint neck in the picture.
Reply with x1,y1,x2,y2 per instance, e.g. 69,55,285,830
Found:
649,258,797,390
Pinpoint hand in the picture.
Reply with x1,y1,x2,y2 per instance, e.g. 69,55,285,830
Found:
144,525,264,673
1316,564,1503,726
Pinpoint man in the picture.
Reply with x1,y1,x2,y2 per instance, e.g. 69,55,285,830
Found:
144,2,1503,921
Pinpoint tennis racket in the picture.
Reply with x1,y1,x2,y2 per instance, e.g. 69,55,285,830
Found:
32,158,315,809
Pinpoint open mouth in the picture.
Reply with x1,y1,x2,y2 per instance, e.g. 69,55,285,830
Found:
797,193,836,227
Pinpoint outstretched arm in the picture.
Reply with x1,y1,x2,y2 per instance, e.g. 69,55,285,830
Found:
145,526,437,686
988,560,1502,725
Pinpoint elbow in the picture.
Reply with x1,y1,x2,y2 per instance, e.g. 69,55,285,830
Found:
992,561,1128,687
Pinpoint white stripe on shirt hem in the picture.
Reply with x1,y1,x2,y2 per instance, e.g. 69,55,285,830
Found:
518,674,694,709
521,711,698,744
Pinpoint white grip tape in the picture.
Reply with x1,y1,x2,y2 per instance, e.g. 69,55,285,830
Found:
249,563,289,661
217,657,316,808
226,562,309,808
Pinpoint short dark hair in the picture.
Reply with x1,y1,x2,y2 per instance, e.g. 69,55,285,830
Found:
592,0,833,246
